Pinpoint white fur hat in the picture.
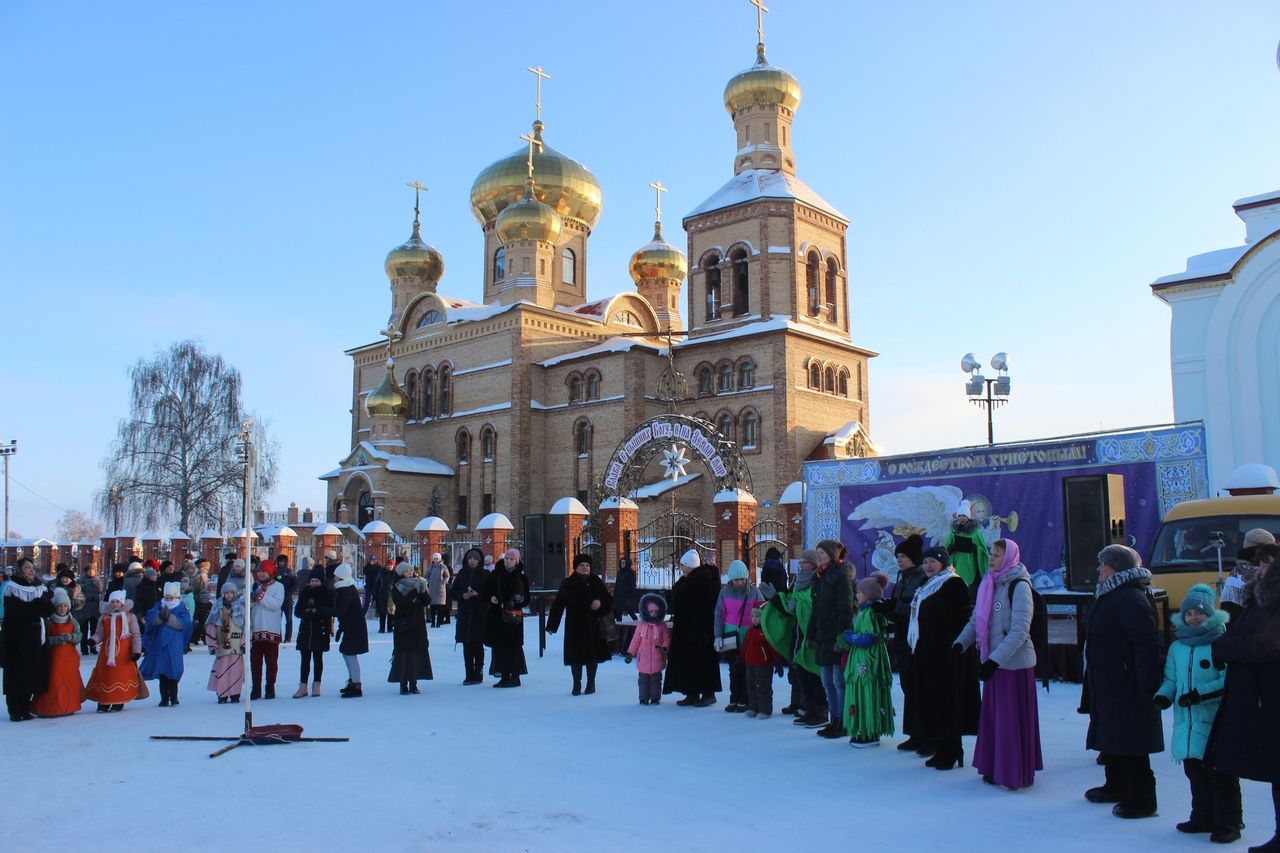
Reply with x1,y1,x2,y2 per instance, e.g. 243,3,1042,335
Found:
431,552,442,561
956,500,972,518
680,549,701,569
108,590,126,604
163,581,182,599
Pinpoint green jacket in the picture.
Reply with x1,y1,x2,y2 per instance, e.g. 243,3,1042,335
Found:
760,586,819,675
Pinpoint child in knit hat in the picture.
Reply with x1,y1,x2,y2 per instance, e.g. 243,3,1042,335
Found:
626,593,671,705
1155,583,1240,842
714,560,763,713
838,573,894,747
31,587,86,717
740,599,783,718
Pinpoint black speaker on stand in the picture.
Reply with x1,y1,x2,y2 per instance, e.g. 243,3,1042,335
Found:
1062,473,1127,592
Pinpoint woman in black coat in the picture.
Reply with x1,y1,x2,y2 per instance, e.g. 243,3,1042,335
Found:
331,563,369,698
879,534,926,749
663,549,722,707
546,553,614,695
1082,544,1163,819
368,560,393,634
1208,543,1280,850
909,546,979,770
387,563,433,694
808,539,855,738
450,547,489,685
292,566,333,697
482,549,530,688
612,556,638,620
3,558,53,721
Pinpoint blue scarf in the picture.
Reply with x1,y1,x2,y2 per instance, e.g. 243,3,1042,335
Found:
1173,609,1228,647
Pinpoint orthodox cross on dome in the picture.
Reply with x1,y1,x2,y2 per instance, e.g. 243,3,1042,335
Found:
378,326,404,359
750,0,769,48
406,180,427,225
519,130,538,181
648,179,667,224
527,65,551,122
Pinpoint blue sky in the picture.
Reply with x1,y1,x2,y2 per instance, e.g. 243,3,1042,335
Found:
2,0,1278,537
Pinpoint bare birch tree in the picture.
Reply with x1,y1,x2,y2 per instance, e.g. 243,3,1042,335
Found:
96,341,278,533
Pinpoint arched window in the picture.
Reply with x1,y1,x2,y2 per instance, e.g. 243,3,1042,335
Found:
730,249,749,316
358,492,374,529
421,368,435,418
704,255,721,321
824,366,836,393
697,365,713,396
857,363,864,400
717,363,733,393
562,247,577,285
737,360,755,389
585,371,601,400
716,412,735,441
806,251,821,315
838,369,849,398
481,426,496,461
417,309,444,328
404,371,418,420
825,258,839,310
575,419,592,456
809,362,821,389
741,410,759,449
456,430,471,465
568,375,582,403
611,310,641,327
493,248,505,282
438,365,452,415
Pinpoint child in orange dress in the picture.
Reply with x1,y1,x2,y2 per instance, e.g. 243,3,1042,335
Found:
31,588,86,717
86,590,143,712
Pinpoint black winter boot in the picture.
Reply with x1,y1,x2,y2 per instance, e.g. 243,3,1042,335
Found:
1086,755,1125,804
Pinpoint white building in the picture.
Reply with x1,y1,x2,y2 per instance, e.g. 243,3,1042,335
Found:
1151,188,1280,490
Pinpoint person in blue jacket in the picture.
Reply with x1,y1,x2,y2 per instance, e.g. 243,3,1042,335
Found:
141,581,193,706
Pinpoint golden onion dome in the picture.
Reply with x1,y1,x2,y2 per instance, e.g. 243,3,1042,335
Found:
723,46,802,115
495,180,564,245
365,359,409,418
629,221,687,283
470,122,603,229
384,220,444,282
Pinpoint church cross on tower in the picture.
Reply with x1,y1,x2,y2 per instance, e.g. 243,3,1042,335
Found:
519,131,538,181
406,180,427,224
750,0,769,51
648,179,667,223
527,65,551,122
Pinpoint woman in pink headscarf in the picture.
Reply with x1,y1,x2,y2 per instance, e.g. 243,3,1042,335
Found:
954,538,1044,790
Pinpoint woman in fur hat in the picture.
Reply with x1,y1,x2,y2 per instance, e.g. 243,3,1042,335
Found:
879,534,926,750
546,553,614,695
205,581,245,704
292,567,333,698
482,548,531,688
141,581,193,706
1207,543,1280,852
450,547,489,685
332,563,370,698
2,557,53,721
388,561,433,694
663,549,722,707
31,587,85,717
87,589,143,712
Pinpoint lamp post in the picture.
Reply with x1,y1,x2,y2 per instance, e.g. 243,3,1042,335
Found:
0,439,16,543
107,483,123,536
961,352,1011,446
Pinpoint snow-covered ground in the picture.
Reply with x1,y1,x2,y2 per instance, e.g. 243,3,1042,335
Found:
7,620,1275,852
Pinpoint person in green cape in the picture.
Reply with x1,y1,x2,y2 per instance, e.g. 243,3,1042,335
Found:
839,573,895,747
945,500,989,589
759,549,828,728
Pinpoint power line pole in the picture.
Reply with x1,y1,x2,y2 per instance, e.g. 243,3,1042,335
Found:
1,440,17,544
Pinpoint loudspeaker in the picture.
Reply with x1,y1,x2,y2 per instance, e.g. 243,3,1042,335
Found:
1062,474,1127,592
522,514,568,590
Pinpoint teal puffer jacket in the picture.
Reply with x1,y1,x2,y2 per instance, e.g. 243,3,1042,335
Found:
1155,613,1229,762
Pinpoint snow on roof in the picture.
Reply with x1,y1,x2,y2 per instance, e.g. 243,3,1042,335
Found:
255,525,298,539
714,488,757,505
78,539,98,547
167,530,190,540
823,419,883,453
685,170,848,223
320,441,453,480
598,496,638,510
674,316,866,351
538,336,660,367
476,512,514,530
227,528,259,540
565,298,609,318
312,523,343,537
1234,188,1280,209
779,481,805,504
452,359,513,377
549,497,589,515
198,529,224,540
445,402,511,420
1151,245,1249,286
414,516,450,533
114,531,135,538
630,472,702,500
361,520,394,535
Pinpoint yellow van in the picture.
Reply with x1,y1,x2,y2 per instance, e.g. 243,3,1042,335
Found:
1147,494,1280,607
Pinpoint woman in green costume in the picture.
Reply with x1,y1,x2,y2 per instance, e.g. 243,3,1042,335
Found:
839,574,895,747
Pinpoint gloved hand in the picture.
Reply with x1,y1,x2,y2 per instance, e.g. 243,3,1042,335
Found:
158,608,170,623
841,629,857,645
334,630,343,643
713,637,725,653
773,663,785,678
131,652,141,662
785,598,797,614
1177,689,1202,708
951,643,966,658
1153,694,1172,710
624,654,634,664
758,581,776,600
978,659,998,681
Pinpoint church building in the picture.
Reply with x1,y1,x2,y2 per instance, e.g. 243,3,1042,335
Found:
322,22,876,539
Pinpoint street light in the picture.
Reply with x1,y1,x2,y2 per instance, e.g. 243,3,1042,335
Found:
961,352,1012,445
0,439,16,543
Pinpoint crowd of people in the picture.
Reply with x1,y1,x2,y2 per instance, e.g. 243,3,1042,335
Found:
3,520,1279,851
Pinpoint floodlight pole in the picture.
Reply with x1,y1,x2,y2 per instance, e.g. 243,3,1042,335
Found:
962,353,1010,446
239,419,255,732
1,440,16,544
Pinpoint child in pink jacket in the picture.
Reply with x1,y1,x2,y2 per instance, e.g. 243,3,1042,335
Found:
626,593,671,705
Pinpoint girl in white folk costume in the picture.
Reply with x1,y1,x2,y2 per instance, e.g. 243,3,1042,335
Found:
86,590,144,713
205,580,246,704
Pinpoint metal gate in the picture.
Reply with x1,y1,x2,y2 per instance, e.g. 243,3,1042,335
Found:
741,516,788,569
635,510,717,589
